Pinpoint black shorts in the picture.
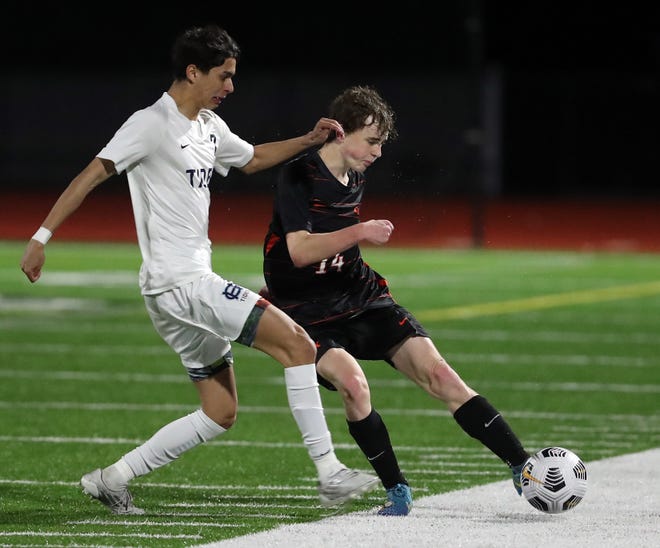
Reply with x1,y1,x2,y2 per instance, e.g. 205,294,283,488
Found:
304,304,429,391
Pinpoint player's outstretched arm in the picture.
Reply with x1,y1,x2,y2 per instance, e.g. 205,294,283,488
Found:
241,118,344,175
20,157,115,283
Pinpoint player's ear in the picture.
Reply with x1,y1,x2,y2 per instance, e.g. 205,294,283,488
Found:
186,64,198,83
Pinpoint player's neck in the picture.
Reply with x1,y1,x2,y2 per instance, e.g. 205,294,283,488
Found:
167,82,202,121
318,146,349,185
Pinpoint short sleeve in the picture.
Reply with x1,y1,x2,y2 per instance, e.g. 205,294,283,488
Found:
98,108,165,174
205,112,254,176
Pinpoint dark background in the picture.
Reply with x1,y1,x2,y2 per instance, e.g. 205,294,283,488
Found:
2,2,659,199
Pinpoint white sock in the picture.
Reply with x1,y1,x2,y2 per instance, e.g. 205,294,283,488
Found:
284,364,344,481
314,451,345,481
102,457,135,488
104,409,226,485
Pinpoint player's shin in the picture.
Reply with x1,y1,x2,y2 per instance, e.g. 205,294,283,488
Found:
120,409,227,480
453,395,529,467
284,363,343,479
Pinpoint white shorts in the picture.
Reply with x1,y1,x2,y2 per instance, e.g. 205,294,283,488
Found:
144,273,263,373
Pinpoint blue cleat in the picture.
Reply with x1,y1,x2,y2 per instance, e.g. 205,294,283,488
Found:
377,483,413,516
511,462,525,496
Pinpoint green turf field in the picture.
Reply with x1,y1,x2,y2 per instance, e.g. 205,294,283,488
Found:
1,241,659,546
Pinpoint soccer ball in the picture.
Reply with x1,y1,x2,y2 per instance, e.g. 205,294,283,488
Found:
520,446,588,514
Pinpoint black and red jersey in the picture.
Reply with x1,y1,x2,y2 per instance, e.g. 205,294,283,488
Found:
263,150,393,327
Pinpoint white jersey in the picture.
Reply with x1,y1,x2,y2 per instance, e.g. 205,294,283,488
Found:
98,92,254,295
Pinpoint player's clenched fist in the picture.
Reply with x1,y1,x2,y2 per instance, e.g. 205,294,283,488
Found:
361,219,394,245
20,241,45,282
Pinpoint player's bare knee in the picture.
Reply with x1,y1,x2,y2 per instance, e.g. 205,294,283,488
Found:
275,323,315,365
340,372,371,403
203,406,238,430
424,357,445,382
214,413,237,431
280,323,316,366
426,358,470,398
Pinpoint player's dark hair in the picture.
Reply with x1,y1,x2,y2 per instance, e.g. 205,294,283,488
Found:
327,85,398,142
171,24,241,80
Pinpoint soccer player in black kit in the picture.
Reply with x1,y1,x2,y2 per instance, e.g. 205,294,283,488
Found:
262,85,530,516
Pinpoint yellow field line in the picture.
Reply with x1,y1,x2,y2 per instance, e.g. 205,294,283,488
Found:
416,280,660,321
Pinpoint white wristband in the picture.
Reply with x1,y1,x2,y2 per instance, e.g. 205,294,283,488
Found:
32,227,53,245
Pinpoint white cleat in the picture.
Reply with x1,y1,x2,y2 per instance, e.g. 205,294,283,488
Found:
318,467,380,507
80,468,145,515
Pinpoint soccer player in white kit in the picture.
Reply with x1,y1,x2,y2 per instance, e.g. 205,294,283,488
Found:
20,24,378,515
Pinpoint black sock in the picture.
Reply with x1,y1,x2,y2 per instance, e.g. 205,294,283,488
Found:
347,408,407,489
453,395,529,467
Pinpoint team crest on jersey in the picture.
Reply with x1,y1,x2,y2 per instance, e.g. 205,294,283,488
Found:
223,282,248,302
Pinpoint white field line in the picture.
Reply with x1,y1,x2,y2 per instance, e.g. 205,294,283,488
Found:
0,478,327,492
0,531,201,540
1,342,657,369
0,342,174,356
3,266,660,326
4,315,660,345
67,518,290,526
1,368,658,393
1,400,659,423
0,435,644,457
3,306,660,344
427,328,660,344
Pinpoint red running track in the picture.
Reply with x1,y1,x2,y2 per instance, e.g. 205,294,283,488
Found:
2,191,659,253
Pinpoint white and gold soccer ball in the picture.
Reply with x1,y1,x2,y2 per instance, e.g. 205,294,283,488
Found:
521,446,588,514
